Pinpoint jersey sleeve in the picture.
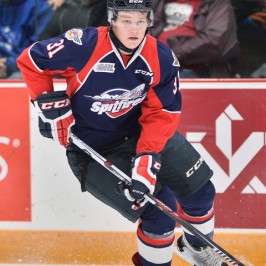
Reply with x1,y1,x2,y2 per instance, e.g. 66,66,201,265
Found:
16,27,98,100
136,41,181,154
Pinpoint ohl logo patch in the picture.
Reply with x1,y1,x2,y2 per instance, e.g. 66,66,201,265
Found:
86,83,147,118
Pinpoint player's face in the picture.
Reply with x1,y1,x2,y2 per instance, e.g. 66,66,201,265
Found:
112,11,148,52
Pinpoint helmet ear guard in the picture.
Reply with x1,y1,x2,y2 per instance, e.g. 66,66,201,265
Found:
107,0,154,27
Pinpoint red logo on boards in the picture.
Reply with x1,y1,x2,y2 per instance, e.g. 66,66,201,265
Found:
0,88,31,221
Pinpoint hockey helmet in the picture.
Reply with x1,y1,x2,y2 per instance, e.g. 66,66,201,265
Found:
107,0,154,26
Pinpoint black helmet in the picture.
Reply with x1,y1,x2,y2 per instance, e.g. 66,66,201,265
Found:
107,0,154,26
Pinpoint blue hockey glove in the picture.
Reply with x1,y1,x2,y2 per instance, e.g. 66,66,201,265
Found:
131,152,161,197
34,91,75,146
122,153,161,210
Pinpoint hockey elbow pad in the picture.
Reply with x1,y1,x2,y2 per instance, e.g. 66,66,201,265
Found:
35,91,75,146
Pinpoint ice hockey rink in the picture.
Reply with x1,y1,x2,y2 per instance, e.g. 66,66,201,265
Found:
0,229,265,265
1,80,265,265
0,231,265,266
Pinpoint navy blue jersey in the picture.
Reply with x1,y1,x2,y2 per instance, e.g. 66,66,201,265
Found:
17,26,181,153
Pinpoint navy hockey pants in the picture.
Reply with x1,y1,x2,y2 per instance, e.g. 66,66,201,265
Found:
66,131,213,223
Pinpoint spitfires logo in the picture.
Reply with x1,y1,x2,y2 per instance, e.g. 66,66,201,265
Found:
65,28,83,45
85,84,146,118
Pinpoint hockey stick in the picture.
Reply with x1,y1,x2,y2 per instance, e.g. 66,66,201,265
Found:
69,132,244,266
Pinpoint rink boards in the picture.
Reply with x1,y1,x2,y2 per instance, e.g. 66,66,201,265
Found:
0,79,265,265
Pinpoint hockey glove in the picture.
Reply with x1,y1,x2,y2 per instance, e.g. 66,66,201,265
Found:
123,153,161,210
34,91,75,146
116,181,147,211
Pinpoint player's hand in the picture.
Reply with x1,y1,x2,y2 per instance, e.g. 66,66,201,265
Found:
121,153,161,210
34,91,75,146
116,182,147,211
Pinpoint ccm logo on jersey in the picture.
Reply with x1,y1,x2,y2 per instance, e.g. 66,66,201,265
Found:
135,70,154,77
40,99,71,110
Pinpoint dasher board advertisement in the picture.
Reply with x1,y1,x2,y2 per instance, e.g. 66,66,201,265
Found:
0,87,31,221
0,80,265,229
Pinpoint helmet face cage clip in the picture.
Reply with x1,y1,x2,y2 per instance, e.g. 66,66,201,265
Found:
107,0,154,27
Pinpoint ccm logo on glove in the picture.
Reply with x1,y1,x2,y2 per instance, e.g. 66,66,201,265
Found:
35,91,75,146
40,99,71,110
116,153,161,211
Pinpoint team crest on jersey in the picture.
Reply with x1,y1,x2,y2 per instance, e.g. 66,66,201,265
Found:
65,28,83,45
85,84,146,118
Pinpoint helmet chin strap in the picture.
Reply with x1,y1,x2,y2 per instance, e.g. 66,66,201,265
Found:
109,28,147,54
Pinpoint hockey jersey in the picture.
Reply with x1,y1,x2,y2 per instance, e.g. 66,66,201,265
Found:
17,26,181,153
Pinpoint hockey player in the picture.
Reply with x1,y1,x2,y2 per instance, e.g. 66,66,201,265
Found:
17,0,226,265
